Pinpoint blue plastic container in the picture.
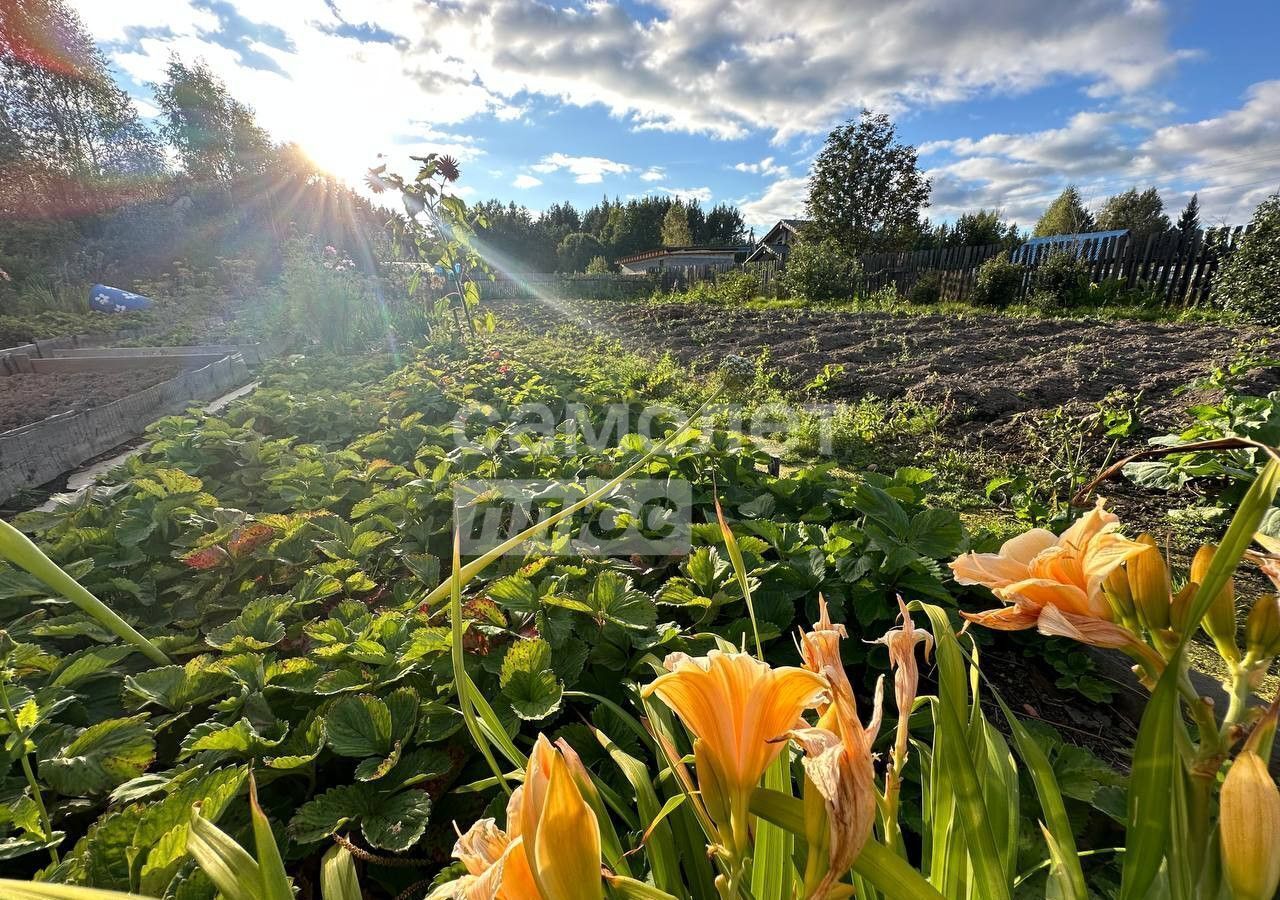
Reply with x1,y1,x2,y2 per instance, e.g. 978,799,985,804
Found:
89,284,154,313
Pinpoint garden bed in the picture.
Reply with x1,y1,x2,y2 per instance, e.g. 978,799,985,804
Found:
495,297,1276,439
0,365,180,433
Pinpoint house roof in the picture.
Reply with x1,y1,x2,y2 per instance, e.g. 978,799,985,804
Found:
743,218,813,263
616,246,744,265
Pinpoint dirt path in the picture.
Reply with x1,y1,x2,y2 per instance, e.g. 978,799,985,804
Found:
500,298,1276,444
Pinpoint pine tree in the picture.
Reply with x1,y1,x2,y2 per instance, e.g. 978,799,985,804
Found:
1177,194,1201,238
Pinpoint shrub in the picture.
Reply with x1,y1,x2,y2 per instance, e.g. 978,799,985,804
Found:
971,254,1025,308
779,237,862,302
1032,250,1090,308
1215,194,1280,322
907,270,942,304
584,255,611,274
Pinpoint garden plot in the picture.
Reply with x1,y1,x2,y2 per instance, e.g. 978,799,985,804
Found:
497,298,1275,441
0,344,260,504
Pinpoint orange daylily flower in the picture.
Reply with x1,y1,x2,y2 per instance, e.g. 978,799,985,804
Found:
642,649,828,853
430,735,601,900
950,498,1147,641
787,599,883,900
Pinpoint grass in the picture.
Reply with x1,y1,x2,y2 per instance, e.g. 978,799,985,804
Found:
652,288,1242,325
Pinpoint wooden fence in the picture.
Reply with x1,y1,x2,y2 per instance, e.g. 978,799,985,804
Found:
856,225,1252,306
650,226,1252,307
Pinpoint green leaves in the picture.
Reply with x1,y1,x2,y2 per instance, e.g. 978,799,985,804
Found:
289,785,431,852
546,571,656,631
499,637,563,720
324,688,418,779
42,715,155,796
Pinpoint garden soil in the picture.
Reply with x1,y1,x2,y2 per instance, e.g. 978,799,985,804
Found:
0,365,180,433
498,298,1277,440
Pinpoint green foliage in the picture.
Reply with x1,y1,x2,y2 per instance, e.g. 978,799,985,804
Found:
661,202,693,246
1215,193,1280,322
1095,187,1169,233
152,58,270,183
1030,250,1091,309
557,231,607,273
1033,186,1095,237
971,254,1026,308
585,255,611,274
778,237,862,302
806,109,931,253
908,270,942,304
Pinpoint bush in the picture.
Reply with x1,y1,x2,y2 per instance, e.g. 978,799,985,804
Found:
1031,250,1090,308
907,270,942,304
584,255,611,274
971,254,1025,308
1215,194,1280,322
779,237,862,302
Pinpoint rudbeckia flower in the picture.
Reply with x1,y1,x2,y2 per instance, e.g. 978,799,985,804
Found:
950,498,1147,644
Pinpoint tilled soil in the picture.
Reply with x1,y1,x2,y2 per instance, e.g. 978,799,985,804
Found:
0,366,180,433
498,298,1275,441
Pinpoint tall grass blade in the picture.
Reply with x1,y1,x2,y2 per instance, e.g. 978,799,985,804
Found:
918,603,1012,900
0,884,148,899
0,520,168,664
450,531,522,793
188,802,263,900
319,845,362,900
750,753,794,899
713,492,762,657
1118,657,1180,899
247,774,293,900
593,726,682,895
993,695,1087,900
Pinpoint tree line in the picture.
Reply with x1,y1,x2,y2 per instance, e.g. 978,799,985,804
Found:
471,196,748,273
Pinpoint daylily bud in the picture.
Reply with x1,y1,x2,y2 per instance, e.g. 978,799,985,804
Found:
1219,749,1280,900
1246,594,1280,659
1103,565,1136,622
1128,535,1171,634
1191,544,1239,662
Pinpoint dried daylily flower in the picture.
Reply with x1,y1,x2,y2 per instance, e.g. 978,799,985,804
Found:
642,649,827,856
872,596,932,763
787,598,883,900
950,498,1147,644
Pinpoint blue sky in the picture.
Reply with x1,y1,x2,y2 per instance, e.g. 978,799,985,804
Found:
71,0,1280,232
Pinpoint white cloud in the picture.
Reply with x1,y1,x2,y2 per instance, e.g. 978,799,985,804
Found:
530,152,632,183
640,167,666,182
512,174,542,189
739,176,809,230
734,156,789,177
921,84,1280,226
660,186,714,203
412,0,1184,142
70,0,219,42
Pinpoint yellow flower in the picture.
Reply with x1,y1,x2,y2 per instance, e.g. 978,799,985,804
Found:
430,735,601,900
518,735,603,900
1219,749,1280,900
786,599,883,899
642,649,828,853
950,498,1147,643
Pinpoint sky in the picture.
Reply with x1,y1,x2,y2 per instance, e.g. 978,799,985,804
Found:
70,0,1280,233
